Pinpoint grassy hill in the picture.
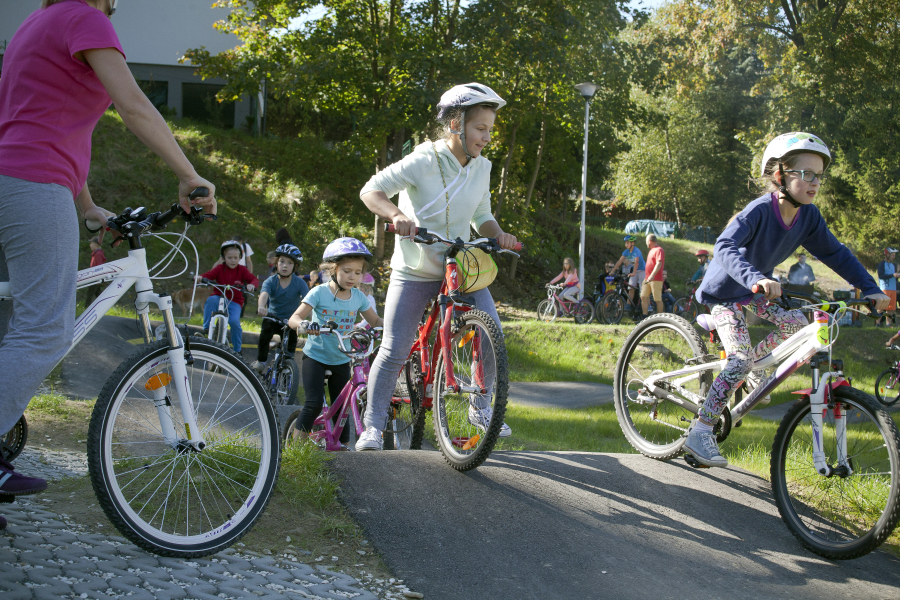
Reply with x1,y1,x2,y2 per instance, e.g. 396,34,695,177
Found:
84,113,879,311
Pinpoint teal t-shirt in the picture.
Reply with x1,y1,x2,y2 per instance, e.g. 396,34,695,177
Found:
261,274,309,320
301,285,370,365
622,247,645,271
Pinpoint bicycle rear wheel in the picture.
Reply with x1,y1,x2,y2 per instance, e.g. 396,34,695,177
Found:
432,309,509,471
88,338,280,558
273,358,300,405
403,352,427,450
770,386,900,559
537,299,557,322
613,313,712,459
875,368,900,406
384,380,423,451
573,299,594,324
598,292,625,325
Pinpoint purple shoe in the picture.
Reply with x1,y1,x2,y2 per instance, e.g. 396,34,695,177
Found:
0,514,6,530
0,457,47,496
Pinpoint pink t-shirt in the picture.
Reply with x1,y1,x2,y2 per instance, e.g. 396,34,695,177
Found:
0,0,125,199
645,246,665,281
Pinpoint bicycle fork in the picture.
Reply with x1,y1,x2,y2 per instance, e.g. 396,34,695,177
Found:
138,291,206,453
808,371,851,477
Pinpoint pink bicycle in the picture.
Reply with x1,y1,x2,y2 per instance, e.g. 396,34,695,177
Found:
537,283,594,324
282,324,416,451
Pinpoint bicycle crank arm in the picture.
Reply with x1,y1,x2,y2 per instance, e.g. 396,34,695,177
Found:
456,384,488,394
644,383,700,415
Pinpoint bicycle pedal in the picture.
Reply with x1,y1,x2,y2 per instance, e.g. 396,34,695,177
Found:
683,453,710,469
0,494,15,504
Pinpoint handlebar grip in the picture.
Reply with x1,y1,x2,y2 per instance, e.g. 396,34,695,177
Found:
189,186,209,201
84,218,104,233
752,284,760,293
385,223,395,234
513,242,524,251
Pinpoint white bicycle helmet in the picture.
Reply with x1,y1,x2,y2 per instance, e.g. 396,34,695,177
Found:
760,132,831,208
760,132,831,176
436,83,506,160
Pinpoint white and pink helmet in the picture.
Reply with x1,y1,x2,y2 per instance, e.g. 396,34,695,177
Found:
760,132,831,176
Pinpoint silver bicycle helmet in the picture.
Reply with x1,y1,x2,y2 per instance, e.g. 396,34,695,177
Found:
436,83,506,160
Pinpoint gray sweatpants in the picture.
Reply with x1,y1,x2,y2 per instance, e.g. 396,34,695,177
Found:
363,276,502,430
0,174,79,434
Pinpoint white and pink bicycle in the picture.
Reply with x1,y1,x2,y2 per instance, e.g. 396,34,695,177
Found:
613,288,900,559
0,192,280,558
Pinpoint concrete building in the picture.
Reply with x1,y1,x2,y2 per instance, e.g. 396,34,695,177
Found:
0,0,253,129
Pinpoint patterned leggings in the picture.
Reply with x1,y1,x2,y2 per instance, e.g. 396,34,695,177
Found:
699,296,808,424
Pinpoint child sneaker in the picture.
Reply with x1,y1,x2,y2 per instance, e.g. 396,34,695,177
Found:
684,425,728,468
467,406,512,438
0,457,48,496
250,360,266,374
355,426,383,451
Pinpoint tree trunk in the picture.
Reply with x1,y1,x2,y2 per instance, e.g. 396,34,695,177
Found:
508,255,518,280
663,127,682,228
494,119,520,219
524,91,549,211
373,139,389,261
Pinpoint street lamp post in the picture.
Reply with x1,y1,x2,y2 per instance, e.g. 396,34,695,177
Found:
574,82,599,300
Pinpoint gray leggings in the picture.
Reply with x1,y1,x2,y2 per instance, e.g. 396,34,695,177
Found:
0,175,79,434
363,277,502,430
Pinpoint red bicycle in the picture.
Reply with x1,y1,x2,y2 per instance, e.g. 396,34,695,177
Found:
386,224,522,470
672,279,709,323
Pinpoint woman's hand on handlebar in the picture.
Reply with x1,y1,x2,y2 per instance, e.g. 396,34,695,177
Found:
391,214,416,237
755,278,782,301
179,175,216,215
495,232,518,250
865,292,891,312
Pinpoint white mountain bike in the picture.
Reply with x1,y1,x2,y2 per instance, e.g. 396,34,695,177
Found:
613,289,900,559
0,193,280,557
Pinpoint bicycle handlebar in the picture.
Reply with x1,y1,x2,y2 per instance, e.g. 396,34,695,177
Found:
84,187,216,234
198,278,256,298
751,285,878,316
318,323,383,358
384,223,523,254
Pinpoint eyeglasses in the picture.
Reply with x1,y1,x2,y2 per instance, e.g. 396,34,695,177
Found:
784,169,829,183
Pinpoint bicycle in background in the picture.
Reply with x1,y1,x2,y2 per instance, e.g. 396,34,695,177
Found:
197,279,253,352
597,269,655,324
613,289,900,559
537,284,594,324
389,224,522,470
875,345,900,406
672,279,709,323
1,193,280,558
259,316,300,405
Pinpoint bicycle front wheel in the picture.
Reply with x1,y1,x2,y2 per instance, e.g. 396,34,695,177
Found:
770,386,900,559
273,358,300,405
574,299,595,324
613,313,711,459
88,338,280,558
432,309,509,471
537,299,557,322
598,292,625,325
875,368,900,406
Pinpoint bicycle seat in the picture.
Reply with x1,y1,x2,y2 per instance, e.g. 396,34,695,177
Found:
696,313,716,332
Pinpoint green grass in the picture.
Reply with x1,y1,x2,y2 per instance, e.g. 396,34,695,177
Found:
26,392,78,418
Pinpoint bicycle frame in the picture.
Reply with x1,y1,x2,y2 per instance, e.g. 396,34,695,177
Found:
310,361,368,451
2,246,205,451
641,309,849,476
546,285,580,316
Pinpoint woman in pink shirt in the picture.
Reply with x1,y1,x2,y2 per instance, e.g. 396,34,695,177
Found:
0,0,217,515
549,257,581,303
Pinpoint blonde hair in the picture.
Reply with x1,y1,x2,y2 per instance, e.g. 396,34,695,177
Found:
319,256,370,278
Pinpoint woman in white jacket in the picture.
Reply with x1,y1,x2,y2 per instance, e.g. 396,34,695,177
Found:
356,83,519,450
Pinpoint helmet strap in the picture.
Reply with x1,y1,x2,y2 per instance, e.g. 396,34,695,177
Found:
450,113,472,162
330,274,347,293
778,163,803,209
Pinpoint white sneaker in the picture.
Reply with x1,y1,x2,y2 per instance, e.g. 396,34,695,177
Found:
355,426,383,451
684,425,728,468
250,360,266,374
467,406,512,438
745,370,771,404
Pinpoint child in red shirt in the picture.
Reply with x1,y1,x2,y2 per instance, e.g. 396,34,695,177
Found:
197,241,259,352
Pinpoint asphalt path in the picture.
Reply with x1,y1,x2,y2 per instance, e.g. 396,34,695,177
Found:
330,451,900,600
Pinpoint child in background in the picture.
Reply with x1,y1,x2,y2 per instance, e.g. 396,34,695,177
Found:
85,236,107,305
265,251,277,278
288,238,383,446
549,257,580,302
661,270,676,313
692,250,710,282
358,273,377,315
687,132,888,468
197,240,258,353
253,244,308,372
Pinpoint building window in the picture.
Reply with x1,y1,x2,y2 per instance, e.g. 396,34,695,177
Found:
182,82,234,129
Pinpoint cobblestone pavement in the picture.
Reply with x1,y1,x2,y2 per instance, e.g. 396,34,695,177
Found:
1,449,417,600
